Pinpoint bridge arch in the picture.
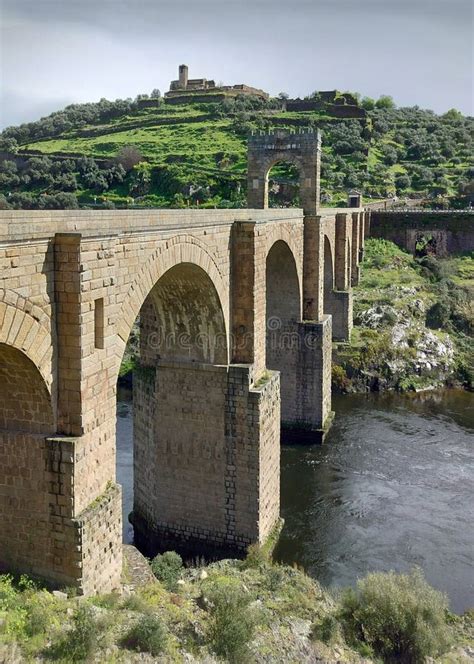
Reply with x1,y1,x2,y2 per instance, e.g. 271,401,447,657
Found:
0,343,54,434
115,248,232,558
0,342,55,579
265,239,301,424
0,295,52,391
247,130,321,215
115,238,229,376
140,261,228,366
323,235,335,315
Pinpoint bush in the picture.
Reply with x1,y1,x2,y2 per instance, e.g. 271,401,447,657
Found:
338,569,452,663
150,551,183,590
426,301,451,329
311,614,341,645
205,580,257,663
55,604,99,662
332,364,351,393
122,614,167,656
240,542,270,570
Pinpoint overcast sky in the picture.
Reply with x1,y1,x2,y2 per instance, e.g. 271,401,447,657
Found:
0,0,472,129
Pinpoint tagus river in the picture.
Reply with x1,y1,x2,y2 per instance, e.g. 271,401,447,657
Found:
116,388,474,614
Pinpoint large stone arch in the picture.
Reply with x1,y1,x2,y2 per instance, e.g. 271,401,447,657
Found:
140,262,228,366
264,224,303,302
323,235,335,315
0,295,52,391
247,130,321,215
115,238,229,376
265,239,301,424
0,342,55,580
0,343,54,434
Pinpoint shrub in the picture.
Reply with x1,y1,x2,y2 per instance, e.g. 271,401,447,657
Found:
332,364,351,393
54,604,99,662
205,579,257,663
338,569,452,663
426,301,451,329
311,614,341,645
122,614,167,656
150,551,183,590
240,542,270,570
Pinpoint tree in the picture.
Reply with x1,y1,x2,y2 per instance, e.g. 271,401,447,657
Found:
395,174,412,191
381,144,398,166
442,108,462,121
115,146,144,171
376,95,396,109
278,92,289,100
129,162,152,196
361,96,376,111
150,88,161,99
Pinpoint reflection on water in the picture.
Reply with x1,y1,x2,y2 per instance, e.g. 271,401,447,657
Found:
116,387,474,614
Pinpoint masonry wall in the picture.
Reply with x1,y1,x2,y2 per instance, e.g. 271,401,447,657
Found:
1,208,317,590
370,212,474,255
133,362,281,556
133,362,229,555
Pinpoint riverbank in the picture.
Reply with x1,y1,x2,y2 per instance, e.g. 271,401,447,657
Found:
1,548,473,663
332,239,473,394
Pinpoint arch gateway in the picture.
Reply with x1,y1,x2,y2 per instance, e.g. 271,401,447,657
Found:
0,132,368,594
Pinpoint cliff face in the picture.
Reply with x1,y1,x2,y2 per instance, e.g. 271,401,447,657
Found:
332,239,473,393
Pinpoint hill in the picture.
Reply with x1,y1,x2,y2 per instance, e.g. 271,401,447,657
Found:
0,93,472,209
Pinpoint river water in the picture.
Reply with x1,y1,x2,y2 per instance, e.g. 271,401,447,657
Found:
116,388,474,614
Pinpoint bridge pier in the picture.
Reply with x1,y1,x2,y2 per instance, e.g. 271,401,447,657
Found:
133,361,280,558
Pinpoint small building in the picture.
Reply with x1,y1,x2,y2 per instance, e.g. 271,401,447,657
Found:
347,190,362,208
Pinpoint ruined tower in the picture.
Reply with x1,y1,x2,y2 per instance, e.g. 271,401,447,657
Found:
178,64,188,89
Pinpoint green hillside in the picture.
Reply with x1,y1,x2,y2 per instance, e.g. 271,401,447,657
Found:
0,94,472,209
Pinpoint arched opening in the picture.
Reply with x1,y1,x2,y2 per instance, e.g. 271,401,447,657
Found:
266,161,301,208
0,343,54,575
116,262,229,556
266,241,301,423
0,343,53,434
323,236,334,314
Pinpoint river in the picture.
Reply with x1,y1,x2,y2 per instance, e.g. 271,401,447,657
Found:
116,387,474,614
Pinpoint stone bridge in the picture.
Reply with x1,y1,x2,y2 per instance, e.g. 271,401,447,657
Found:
0,130,369,594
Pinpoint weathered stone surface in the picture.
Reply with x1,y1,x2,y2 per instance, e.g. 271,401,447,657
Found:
0,134,363,593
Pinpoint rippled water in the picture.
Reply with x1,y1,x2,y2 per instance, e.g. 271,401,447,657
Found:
116,387,474,613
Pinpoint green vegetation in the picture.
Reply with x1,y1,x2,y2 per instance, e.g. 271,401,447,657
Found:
0,554,471,663
338,569,451,662
333,239,474,393
204,577,258,663
0,92,472,209
121,614,168,656
150,550,184,591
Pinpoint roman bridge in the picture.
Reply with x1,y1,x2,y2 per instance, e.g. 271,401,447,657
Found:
0,130,369,594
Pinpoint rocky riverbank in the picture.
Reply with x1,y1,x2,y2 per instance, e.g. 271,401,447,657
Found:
1,546,472,663
333,239,473,394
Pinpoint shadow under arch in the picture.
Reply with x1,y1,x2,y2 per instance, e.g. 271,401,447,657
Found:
265,240,301,423
141,262,228,366
0,342,55,577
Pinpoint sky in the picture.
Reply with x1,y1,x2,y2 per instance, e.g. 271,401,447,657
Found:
0,0,472,129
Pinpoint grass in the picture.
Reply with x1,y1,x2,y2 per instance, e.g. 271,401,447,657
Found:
0,556,470,663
